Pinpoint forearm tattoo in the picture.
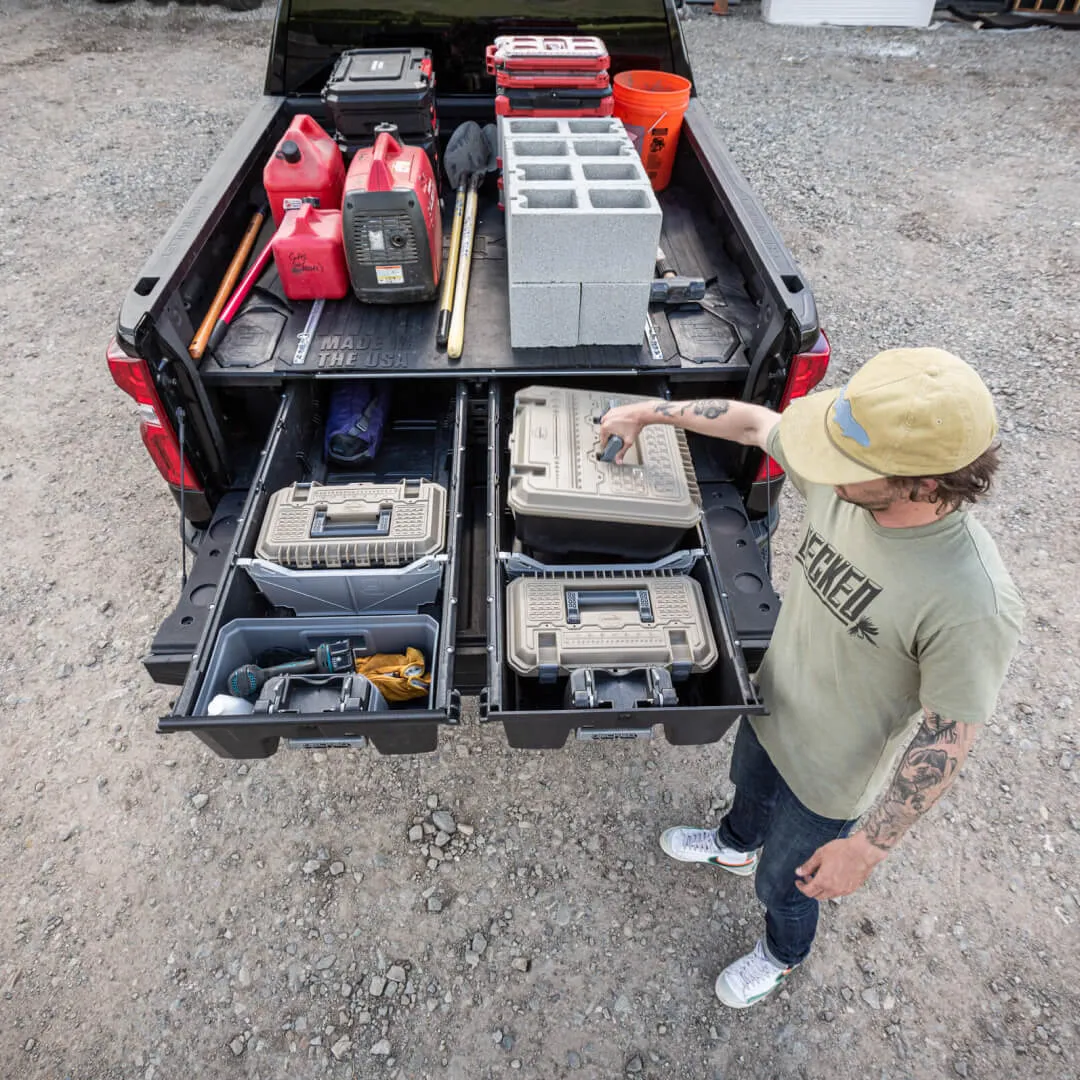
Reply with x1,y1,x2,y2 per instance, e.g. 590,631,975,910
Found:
862,710,972,852
652,399,731,421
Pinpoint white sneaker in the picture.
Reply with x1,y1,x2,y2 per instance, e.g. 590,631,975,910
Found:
659,826,759,876
715,939,795,1009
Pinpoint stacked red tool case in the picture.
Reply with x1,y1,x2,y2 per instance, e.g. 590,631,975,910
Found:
486,35,612,118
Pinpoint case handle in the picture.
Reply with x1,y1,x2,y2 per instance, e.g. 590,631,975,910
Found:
310,505,393,539
595,400,625,463
597,434,623,463
564,587,654,626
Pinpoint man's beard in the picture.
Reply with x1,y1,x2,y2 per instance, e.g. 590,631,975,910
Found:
833,486,899,512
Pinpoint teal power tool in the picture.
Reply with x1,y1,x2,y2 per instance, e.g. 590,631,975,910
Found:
596,400,625,463
227,639,353,698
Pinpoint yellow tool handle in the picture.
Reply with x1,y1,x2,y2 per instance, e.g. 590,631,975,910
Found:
189,208,266,360
447,177,480,361
435,184,466,348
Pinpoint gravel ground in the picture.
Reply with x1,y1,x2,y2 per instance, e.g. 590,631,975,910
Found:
1,2,1078,1078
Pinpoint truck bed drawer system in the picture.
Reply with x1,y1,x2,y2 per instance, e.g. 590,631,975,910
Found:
159,376,773,757
130,25,813,758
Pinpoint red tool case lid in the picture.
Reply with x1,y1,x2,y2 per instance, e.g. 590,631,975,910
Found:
485,36,610,75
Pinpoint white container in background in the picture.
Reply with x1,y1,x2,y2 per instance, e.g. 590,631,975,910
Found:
761,0,935,27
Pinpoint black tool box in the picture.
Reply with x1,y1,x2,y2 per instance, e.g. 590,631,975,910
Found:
322,48,437,140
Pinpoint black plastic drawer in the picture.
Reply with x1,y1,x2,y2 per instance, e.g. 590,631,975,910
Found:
480,380,765,749
160,378,467,757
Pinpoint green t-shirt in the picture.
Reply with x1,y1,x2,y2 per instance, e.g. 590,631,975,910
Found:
753,426,1023,820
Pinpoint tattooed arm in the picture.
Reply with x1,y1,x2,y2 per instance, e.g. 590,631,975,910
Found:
598,398,778,463
794,709,977,900
860,709,977,852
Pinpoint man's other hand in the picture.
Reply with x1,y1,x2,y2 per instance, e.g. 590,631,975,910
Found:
795,833,887,900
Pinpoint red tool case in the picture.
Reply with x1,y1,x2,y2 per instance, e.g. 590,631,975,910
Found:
494,67,610,91
485,35,610,74
488,35,612,118
494,89,614,118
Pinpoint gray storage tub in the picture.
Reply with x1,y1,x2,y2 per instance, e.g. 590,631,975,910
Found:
193,614,439,715
238,555,446,615
245,478,448,615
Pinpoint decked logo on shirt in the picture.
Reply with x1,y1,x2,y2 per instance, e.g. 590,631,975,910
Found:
796,527,883,645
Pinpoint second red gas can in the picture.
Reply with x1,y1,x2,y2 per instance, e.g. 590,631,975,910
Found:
271,203,349,301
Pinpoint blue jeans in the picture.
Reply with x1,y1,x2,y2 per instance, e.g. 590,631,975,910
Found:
716,719,857,967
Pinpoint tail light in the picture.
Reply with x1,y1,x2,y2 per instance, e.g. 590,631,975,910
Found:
106,338,202,492
755,330,831,482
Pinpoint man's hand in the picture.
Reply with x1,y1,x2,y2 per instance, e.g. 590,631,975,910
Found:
795,833,888,901
598,403,647,464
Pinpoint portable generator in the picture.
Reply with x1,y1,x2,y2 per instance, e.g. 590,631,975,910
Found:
342,124,442,304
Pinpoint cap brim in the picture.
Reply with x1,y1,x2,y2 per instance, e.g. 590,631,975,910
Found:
778,388,887,486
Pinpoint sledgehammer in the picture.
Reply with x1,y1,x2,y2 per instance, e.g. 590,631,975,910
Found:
650,247,707,305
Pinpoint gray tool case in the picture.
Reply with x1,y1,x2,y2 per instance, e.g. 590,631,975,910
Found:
506,385,702,558
505,573,718,683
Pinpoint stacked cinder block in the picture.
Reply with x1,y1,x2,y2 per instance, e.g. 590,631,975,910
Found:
500,117,662,349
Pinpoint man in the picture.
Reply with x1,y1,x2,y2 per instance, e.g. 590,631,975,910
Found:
599,348,1022,1009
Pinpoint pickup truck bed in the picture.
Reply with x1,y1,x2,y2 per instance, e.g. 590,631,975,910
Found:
113,1,823,758
202,141,758,379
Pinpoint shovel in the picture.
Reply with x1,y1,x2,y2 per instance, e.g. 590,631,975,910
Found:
446,123,498,361
435,122,490,349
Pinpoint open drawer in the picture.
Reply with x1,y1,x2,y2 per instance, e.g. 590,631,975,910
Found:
479,380,766,749
161,379,467,757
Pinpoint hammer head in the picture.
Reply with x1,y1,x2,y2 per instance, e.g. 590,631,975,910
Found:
650,275,707,305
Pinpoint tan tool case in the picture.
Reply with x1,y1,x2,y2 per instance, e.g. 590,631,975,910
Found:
506,385,702,558
255,479,447,569
505,572,718,682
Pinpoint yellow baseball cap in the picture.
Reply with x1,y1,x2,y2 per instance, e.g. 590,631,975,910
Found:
778,348,998,485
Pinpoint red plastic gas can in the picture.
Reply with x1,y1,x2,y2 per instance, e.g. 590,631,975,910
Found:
263,115,345,227
271,203,349,301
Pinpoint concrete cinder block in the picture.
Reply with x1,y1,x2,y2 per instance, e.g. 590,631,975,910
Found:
509,281,581,349
506,181,661,284
498,117,625,159
578,282,651,346
499,116,661,285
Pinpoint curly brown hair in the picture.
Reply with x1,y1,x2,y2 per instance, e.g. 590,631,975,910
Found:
889,444,1001,514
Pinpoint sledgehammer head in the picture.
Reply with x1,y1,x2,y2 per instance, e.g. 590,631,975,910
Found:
650,275,707,305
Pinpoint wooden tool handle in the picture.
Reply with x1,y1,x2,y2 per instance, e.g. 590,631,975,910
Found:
447,177,481,361
436,185,467,349
189,207,266,360
206,238,275,353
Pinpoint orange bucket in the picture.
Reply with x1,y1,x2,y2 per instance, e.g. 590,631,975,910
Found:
612,70,692,192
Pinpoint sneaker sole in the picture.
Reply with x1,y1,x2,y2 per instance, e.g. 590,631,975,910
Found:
658,828,758,876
